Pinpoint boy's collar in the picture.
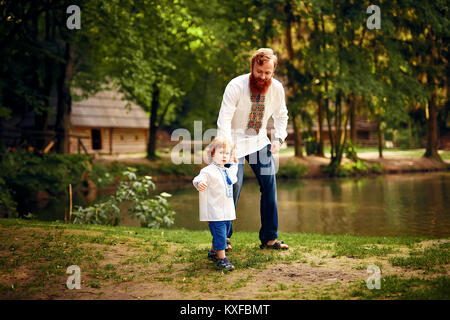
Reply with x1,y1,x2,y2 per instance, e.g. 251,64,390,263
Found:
212,161,225,168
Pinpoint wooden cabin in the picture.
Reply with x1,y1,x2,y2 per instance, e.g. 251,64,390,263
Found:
69,90,149,155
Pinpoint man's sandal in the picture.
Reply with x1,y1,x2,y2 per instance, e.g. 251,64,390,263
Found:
225,238,232,252
260,240,289,250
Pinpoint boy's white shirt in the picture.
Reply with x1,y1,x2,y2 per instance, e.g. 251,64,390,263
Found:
193,163,238,221
217,73,289,159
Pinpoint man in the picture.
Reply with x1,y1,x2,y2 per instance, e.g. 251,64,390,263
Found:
217,48,289,250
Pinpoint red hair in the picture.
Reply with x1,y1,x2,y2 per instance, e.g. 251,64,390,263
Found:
251,48,278,71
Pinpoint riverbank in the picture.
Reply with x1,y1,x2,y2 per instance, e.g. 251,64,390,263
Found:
1,219,448,300
279,154,450,178
93,149,450,182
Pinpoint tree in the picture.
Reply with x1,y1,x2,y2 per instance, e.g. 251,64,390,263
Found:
0,0,81,152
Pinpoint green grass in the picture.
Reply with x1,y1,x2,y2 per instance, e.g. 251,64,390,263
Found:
348,275,450,300
389,242,450,273
0,219,449,300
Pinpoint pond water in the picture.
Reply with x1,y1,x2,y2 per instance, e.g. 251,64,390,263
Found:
167,172,450,238
31,172,450,238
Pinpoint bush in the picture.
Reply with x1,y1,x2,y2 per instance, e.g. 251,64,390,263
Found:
1,150,90,194
72,169,175,228
322,159,372,177
135,163,156,176
0,177,17,218
0,150,91,216
278,160,307,179
157,162,200,176
395,128,421,149
91,162,115,189
353,159,370,174
305,137,318,156
344,141,358,161
371,162,384,173
108,162,129,177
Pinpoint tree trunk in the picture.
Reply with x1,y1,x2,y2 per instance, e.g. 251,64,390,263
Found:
55,43,75,154
333,92,342,162
377,115,383,158
147,83,159,160
336,107,351,165
35,9,55,150
284,1,302,158
317,97,324,157
324,95,334,159
424,32,442,161
293,113,303,158
424,91,442,161
408,120,414,148
350,95,357,146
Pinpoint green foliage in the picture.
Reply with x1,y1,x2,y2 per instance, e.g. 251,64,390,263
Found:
322,159,373,177
73,169,175,228
109,162,200,178
1,151,89,194
344,141,358,161
0,177,17,218
371,162,384,174
0,150,90,215
304,134,318,156
277,161,307,179
108,162,129,178
157,163,200,177
90,163,115,189
395,128,421,149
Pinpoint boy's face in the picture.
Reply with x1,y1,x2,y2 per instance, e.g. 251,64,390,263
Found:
212,145,231,166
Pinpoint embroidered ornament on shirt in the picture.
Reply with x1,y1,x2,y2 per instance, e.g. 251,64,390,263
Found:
213,163,234,198
246,94,265,135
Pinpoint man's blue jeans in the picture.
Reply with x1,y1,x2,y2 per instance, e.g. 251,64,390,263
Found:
232,144,278,244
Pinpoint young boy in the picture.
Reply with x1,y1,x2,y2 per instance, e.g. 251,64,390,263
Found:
193,136,238,271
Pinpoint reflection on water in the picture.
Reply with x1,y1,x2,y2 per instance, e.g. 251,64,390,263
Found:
29,172,450,238
167,172,450,238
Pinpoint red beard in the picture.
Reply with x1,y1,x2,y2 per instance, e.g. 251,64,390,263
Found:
249,73,272,95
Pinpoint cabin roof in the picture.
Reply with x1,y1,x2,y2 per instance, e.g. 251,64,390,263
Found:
71,90,149,129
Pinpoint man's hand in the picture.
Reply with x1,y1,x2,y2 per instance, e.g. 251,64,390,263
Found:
196,182,208,191
270,141,281,154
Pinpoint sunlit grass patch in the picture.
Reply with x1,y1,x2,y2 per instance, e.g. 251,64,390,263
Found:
348,275,450,300
333,242,397,259
389,242,450,273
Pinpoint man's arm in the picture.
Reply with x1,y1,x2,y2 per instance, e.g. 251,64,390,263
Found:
270,84,289,153
217,81,239,140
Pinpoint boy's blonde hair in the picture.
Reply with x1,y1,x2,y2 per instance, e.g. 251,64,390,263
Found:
205,136,237,164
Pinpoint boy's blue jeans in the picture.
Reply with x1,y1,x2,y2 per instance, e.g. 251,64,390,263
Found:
208,221,233,251
232,144,278,244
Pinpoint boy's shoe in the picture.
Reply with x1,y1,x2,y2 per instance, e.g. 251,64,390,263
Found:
216,257,235,271
208,250,218,262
